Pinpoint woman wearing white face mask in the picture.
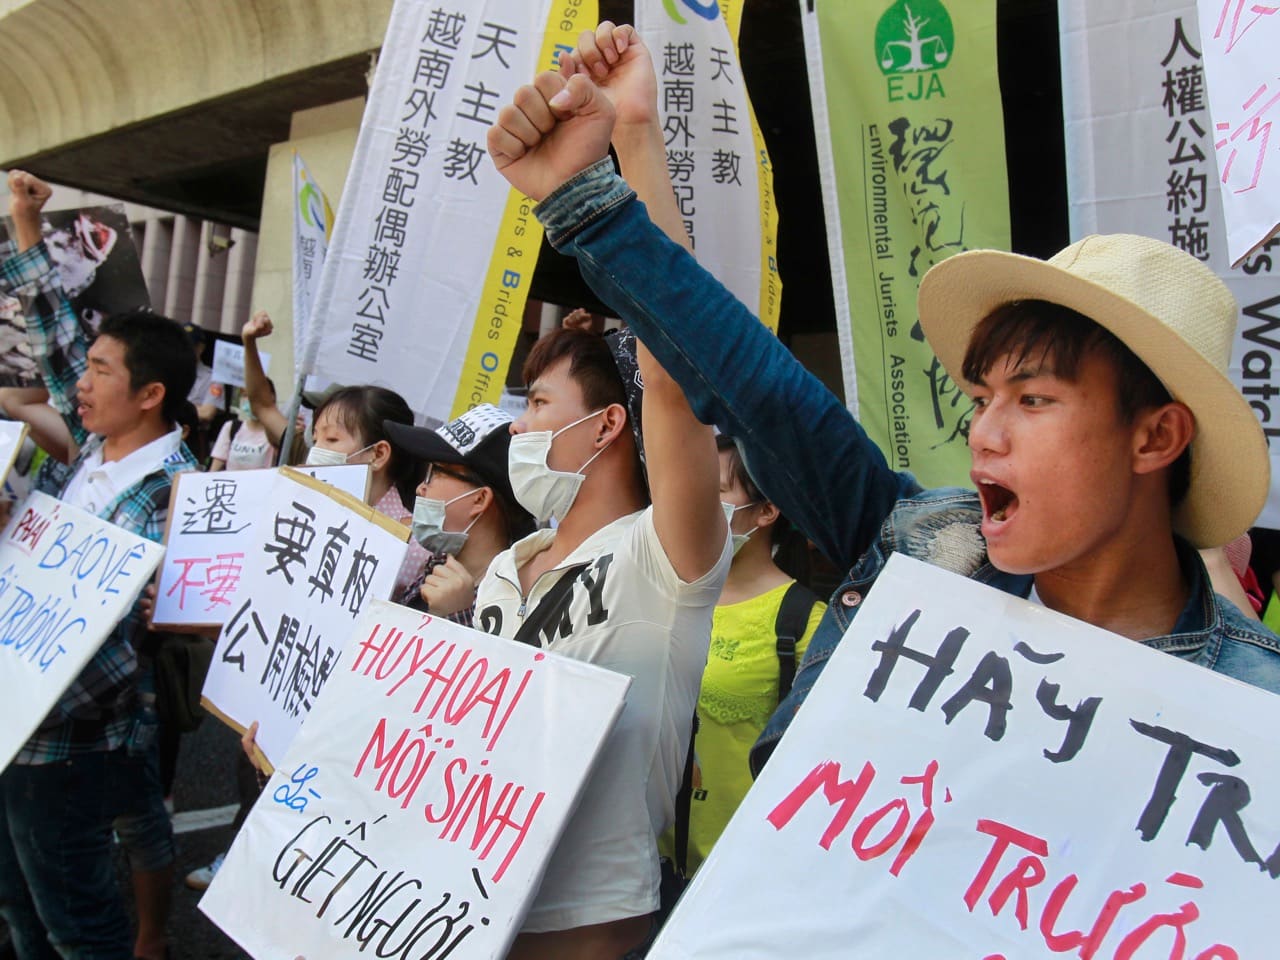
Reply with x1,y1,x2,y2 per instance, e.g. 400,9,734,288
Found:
209,385,278,472
304,385,430,602
660,436,827,877
384,405,534,623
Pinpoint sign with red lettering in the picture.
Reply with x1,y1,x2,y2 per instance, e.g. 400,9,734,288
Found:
0,491,165,770
649,553,1279,958
199,598,629,959
199,468,407,766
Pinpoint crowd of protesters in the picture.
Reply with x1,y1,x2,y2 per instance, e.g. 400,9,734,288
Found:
1,20,1279,960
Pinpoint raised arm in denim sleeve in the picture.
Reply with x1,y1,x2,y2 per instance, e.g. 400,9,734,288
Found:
535,161,921,570
0,240,88,445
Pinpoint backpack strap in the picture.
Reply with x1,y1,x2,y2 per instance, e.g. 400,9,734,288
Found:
511,563,589,648
775,581,820,704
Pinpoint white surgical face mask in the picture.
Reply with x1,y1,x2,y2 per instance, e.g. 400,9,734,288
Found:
412,489,481,555
508,409,610,523
721,500,760,557
305,441,375,468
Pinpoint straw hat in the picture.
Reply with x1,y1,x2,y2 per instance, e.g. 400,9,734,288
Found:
917,233,1269,548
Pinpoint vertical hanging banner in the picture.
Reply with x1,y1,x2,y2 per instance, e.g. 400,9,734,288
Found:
0,492,165,770
1194,1,1280,266
648,554,1280,958
200,599,629,960
199,468,409,767
302,0,594,424
635,0,782,331
801,0,1010,489
291,151,333,380
1061,1,1280,528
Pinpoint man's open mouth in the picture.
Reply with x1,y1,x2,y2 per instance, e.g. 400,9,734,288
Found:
978,479,1018,523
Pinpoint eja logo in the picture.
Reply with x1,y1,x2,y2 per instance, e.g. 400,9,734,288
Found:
663,0,720,25
875,0,953,101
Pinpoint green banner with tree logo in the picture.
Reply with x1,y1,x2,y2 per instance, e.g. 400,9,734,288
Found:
801,0,1010,487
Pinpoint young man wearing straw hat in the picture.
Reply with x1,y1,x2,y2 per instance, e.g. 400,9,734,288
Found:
484,23,1280,779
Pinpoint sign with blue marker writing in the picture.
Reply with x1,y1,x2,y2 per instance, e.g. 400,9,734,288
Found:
200,598,629,960
648,553,1280,958
0,491,165,770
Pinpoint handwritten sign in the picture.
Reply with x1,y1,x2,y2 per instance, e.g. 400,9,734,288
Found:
200,468,409,766
200,599,629,960
649,554,1280,959
211,339,272,390
153,464,371,629
0,421,28,489
0,491,165,769
1195,0,1280,265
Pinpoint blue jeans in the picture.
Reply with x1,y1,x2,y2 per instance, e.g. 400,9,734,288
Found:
0,744,169,960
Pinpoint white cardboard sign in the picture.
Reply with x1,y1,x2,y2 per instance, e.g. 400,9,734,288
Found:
0,491,165,769
200,598,629,960
199,468,408,766
153,464,371,629
0,420,28,489
650,553,1280,959
211,339,272,390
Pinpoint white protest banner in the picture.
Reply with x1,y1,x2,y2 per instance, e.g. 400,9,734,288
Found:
153,464,371,629
210,339,271,390
0,491,164,769
635,0,781,331
649,553,1279,958
200,598,629,959
303,0,591,425
292,151,333,377
1194,0,1280,266
0,420,28,488
200,468,409,766
1061,1,1280,528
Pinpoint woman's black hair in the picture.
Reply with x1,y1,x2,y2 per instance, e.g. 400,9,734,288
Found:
316,386,424,509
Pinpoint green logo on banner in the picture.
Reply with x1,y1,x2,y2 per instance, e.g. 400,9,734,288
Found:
876,0,952,100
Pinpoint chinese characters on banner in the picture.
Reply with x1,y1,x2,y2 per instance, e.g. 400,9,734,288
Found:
0,492,164,769
301,0,593,426
649,554,1279,958
635,0,782,331
1194,0,1280,266
292,151,333,380
1061,1,1280,527
800,0,1010,489
153,464,371,629
199,468,408,766
199,599,629,960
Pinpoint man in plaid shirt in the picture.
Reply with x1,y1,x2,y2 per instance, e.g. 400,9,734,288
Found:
0,171,199,960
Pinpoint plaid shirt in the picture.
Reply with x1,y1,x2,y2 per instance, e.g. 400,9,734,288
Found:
0,242,199,764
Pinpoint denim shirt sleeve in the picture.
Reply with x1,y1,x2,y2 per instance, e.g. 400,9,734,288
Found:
536,160,920,569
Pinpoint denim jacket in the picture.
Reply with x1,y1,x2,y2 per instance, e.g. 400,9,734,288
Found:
535,159,1280,774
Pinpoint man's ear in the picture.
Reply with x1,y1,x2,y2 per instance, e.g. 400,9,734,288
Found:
596,402,630,446
136,381,166,414
467,486,495,522
1132,401,1194,476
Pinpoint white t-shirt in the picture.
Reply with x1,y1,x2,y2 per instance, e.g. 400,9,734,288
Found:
211,419,277,471
475,507,731,932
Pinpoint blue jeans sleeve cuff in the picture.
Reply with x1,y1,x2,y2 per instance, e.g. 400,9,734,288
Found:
534,158,636,249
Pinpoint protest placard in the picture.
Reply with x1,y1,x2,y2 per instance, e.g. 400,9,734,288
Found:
199,468,409,766
649,553,1280,959
210,339,272,390
0,491,165,770
0,420,28,488
153,464,371,630
1,204,149,386
200,598,630,960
